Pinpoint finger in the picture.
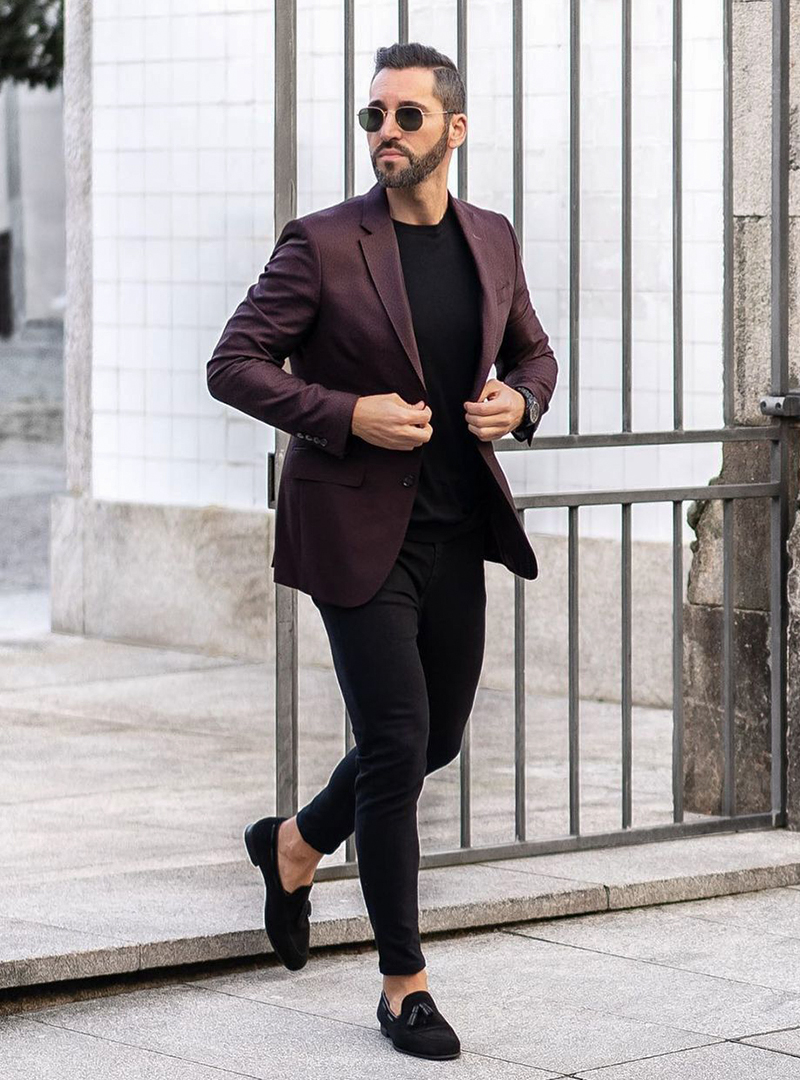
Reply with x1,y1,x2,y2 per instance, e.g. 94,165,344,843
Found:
465,400,503,417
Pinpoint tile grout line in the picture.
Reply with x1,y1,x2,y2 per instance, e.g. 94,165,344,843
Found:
562,1036,800,1078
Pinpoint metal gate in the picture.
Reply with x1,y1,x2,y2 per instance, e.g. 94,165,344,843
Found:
268,0,793,882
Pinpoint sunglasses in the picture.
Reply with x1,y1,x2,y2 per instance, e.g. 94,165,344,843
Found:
357,106,455,133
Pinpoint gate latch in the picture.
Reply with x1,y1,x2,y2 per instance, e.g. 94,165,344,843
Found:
760,391,800,418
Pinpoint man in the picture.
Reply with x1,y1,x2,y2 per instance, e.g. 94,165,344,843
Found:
207,42,557,1061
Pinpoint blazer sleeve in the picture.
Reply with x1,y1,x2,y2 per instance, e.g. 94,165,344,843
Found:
494,215,558,448
206,217,360,459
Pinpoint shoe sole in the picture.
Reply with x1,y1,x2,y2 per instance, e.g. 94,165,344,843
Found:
244,820,308,971
379,1024,460,1060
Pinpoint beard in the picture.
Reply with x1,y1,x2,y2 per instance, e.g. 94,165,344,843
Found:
372,122,450,189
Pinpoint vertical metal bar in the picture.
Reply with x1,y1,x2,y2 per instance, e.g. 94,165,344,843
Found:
672,0,683,430
722,0,733,427
274,0,298,817
460,727,472,848
771,438,789,827
771,0,790,398
721,497,735,816
621,503,632,828
672,500,685,822
344,0,354,201
3,84,26,330
769,0,790,826
344,705,356,862
515,546,527,842
456,0,467,200
621,0,632,432
670,1,684,825
512,0,523,239
511,0,526,847
62,0,93,496
568,506,580,834
569,0,580,435
457,0,471,848
398,0,408,44
342,0,356,864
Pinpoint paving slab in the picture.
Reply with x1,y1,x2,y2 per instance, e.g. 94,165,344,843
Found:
198,931,719,1075
669,884,800,936
0,634,240,695
4,623,800,999
743,1028,800,1059
510,902,800,992
12,910,800,1078
573,1040,800,1078
0,857,604,989
0,916,137,989
490,929,800,1038
0,1019,252,1080
20,981,565,1079
489,830,800,906
7,888,800,1075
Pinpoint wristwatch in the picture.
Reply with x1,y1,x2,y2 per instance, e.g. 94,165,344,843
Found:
511,386,541,441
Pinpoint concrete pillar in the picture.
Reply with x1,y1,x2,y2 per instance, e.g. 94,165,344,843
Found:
683,0,800,824
53,0,93,634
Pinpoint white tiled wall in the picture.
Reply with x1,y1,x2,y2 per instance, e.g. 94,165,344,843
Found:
92,0,726,542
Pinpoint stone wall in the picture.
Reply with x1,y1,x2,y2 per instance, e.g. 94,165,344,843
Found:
683,0,800,824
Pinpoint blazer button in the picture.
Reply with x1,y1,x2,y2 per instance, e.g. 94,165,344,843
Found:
319,438,327,446
401,474,416,487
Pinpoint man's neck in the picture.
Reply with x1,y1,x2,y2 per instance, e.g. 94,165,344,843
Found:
386,186,450,226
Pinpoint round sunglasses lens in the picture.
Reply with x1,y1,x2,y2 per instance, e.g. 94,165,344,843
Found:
358,108,382,132
397,107,423,131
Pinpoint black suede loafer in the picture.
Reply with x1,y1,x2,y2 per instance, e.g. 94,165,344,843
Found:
377,989,461,1060
243,816,313,970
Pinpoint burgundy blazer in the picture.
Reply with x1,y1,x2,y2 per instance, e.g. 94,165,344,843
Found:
207,181,558,607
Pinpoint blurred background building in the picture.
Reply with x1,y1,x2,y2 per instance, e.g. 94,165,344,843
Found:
0,14,66,621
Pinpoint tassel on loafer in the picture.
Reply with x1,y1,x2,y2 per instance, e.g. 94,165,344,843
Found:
243,816,313,971
377,989,461,1060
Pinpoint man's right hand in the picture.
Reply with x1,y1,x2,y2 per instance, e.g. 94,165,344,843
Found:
351,393,433,451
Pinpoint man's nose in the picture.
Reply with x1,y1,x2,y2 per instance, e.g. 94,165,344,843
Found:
379,110,403,140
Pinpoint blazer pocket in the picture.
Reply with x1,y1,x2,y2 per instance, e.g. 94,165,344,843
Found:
282,447,366,487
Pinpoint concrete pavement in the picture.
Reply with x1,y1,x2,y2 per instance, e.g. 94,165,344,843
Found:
6,884,800,1077
5,609,800,994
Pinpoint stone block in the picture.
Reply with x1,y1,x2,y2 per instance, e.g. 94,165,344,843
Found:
682,601,772,814
686,439,773,612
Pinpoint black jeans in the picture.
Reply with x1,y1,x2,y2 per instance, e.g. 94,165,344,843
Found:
295,522,488,975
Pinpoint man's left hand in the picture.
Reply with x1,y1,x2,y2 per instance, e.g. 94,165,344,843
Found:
463,379,526,442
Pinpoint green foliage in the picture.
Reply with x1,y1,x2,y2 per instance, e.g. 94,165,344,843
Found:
0,0,64,91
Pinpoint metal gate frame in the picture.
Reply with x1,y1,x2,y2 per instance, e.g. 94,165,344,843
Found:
268,0,794,882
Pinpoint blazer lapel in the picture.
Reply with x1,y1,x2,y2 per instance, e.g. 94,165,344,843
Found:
359,182,497,401
450,194,499,403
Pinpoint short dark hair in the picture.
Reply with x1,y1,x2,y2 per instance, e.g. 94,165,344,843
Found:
371,43,466,116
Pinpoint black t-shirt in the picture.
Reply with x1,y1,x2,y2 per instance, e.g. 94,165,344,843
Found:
392,202,492,543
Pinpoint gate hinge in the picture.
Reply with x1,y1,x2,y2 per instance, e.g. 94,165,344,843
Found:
760,391,800,418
